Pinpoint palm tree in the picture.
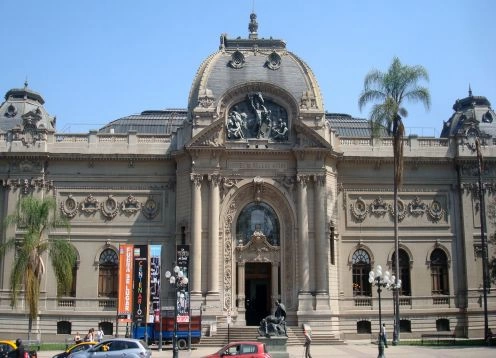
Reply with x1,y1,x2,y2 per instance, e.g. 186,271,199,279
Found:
0,195,77,339
358,56,431,344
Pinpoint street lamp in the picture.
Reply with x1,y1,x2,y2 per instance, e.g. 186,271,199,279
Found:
369,265,400,358
165,265,189,358
465,126,490,342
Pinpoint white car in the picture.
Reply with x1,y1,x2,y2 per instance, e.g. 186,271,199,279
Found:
68,338,151,358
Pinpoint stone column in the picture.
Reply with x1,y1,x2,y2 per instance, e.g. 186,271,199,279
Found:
314,174,328,293
271,263,279,302
237,262,246,325
190,174,203,295
297,174,312,311
314,174,330,310
207,174,220,297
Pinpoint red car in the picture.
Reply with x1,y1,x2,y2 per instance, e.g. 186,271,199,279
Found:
202,341,271,357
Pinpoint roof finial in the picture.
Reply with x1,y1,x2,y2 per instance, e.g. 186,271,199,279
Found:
468,84,472,97
248,11,258,39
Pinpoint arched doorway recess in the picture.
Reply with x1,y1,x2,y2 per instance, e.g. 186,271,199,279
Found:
221,178,296,325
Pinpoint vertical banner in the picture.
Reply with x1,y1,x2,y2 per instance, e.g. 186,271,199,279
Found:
176,245,190,323
133,245,149,323
148,245,162,323
118,244,134,322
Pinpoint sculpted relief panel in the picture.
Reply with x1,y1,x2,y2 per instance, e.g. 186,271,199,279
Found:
226,93,289,141
346,193,449,227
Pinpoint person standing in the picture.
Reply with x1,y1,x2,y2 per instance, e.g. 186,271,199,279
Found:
95,328,104,343
84,328,94,342
381,323,388,348
13,339,26,358
303,324,312,358
73,332,81,344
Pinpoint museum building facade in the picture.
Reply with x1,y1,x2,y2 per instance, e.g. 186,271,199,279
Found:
0,13,495,341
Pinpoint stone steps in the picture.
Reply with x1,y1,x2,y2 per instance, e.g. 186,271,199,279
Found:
198,326,344,346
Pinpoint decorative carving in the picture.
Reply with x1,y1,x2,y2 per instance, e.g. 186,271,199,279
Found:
101,195,119,219
198,87,215,108
60,195,78,218
4,104,17,118
224,201,237,311
236,231,280,263
142,197,160,220
80,194,100,214
370,197,388,216
350,197,368,222
254,176,264,202
408,196,427,216
265,52,281,70
427,200,445,223
121,195,142,214
389,198,407,221
229,51,245,69
225,93,288,141
300,90,317,109
191,175,203,191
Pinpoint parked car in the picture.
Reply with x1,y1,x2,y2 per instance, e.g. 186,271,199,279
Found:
52,342,96,358
0,340,37,358
68,338,151,358
0,341,15,358
202,341,271,358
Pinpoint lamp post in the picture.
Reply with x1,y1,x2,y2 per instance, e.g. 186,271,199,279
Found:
165,265,189,358
369,265,400,358
465,126,489,342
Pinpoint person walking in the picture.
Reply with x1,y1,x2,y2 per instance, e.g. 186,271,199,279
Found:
303,324,312,358
95,328,104,343
13,339,27,358
381,323,388,348
84,328,94,342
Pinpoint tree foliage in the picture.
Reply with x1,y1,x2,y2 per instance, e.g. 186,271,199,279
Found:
358,56,431,186
0,195,77,321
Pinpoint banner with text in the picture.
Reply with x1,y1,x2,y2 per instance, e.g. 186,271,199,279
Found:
132,245,149,323
176,245,190,323
117,244,134,322
148,245,162,323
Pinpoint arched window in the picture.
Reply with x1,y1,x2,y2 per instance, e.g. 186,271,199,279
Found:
356,320,371,334
98,249,118,297
352,249,371,296
236,202,280,246
391,249,411,296
58,259,78,297
57,321,72,335
99,321,113,336
430,249,449,295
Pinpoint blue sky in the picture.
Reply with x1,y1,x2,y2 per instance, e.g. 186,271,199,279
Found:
1,0,494,136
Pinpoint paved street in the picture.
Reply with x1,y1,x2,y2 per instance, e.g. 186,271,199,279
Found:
36,341,496,358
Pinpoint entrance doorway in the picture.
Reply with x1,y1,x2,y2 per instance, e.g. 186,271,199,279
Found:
244,262,271,326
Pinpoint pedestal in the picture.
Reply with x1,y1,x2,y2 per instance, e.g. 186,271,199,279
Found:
257,336,290,358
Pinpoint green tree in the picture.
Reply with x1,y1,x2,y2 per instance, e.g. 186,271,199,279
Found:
0,195,77,337
358,56,431,343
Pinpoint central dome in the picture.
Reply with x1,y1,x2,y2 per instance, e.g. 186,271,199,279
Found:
188,13,324,114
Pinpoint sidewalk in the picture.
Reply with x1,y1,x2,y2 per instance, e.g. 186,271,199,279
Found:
37,341,496,358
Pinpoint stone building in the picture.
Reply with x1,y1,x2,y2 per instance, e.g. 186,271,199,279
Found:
0,13,495,341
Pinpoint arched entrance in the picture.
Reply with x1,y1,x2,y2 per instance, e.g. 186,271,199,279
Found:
221,178,297,325
245,262,271,325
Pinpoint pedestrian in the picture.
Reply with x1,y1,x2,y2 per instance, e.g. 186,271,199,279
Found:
303,324,312,358
95,328,104,343
13,339,27,358
74,332,81,344
381,323,388,348
84,328,94,342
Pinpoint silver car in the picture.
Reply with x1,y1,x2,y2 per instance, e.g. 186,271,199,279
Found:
68,338,151,358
